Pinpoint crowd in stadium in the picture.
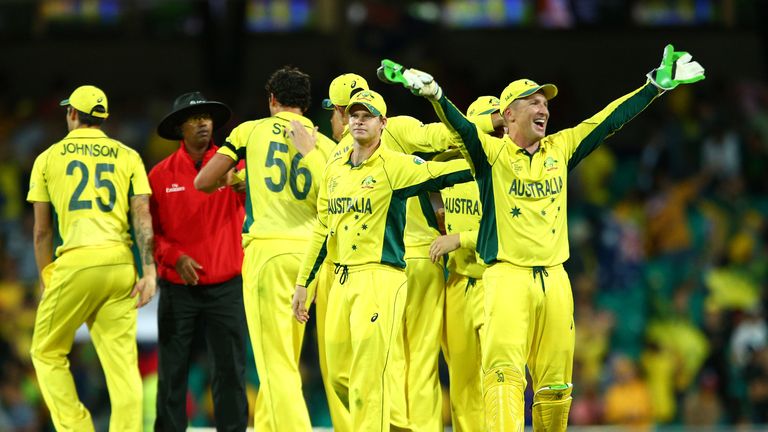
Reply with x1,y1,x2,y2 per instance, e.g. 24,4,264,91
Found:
0,70,766,430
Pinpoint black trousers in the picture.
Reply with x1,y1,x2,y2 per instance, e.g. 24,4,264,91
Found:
154,276,248,432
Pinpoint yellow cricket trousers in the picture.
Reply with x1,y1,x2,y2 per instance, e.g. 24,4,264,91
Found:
242,239,312,431
314,260,352,431
442,272,484,431
482,263,575,432
325,263,407,431
30,245,142,432
401,257,445,431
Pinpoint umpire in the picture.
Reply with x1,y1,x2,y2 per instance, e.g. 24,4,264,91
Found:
149,92,248,431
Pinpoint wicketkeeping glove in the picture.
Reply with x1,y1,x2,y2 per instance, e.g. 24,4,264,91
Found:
377,59,443,100
647,44,705,91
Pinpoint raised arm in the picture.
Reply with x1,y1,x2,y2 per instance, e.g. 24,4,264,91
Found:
564,44,705,169
377,60,492,176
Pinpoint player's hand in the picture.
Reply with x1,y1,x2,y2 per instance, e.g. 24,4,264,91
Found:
429,234,461,263
292,285,310,323
228,167,247,193
175,254,203,286
230,179,246,194
131,275,157,308
647,44,705,91
288,120,317,157
377,59,443,100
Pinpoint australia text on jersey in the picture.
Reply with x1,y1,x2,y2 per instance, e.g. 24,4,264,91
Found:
444,197,480,216
508,176,562,198
328,197,373,214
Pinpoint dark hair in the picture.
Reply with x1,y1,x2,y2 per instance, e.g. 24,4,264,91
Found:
265,66,311,113
75,109,105,127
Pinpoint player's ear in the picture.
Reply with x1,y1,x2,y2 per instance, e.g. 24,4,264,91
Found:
380,115,387,129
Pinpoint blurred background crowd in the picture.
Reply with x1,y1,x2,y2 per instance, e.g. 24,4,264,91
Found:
1,0,768,430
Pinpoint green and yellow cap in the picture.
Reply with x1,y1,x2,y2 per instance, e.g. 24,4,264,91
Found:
322,73,369,110
466,95,501,117
60,85,109,119
499,79,557,112
345,90,387,117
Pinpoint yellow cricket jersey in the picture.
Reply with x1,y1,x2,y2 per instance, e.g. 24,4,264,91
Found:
26,128,151,257
330,115,482,258
441,181,485,279
218,111,336,246
432,82,661,266
297,145,473,286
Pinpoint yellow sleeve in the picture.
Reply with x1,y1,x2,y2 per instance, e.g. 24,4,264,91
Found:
552,83,660,170
384,116,458,154
297,164,331,286
129,150,152,196
301,134,335,175
459,230,478,250
219,120,263,162
388,156,473,197
27,149,51,203
428,97,505,177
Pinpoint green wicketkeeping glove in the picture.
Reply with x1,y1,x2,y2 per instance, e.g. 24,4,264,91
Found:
377,59,443,100
647,44,705,91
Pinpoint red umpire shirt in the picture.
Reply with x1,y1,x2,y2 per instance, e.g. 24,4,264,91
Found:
149,142,245,285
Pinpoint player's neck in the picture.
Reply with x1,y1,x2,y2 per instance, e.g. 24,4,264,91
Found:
270,104,303,117
508,132,540,155
351,139,380,166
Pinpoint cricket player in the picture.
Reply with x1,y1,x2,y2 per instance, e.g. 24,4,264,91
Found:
28,85,156,432
292,90,473,431
194,67,336,431
381,44,705,431
430,96,504,432
315,72,371,432
319,73,501,431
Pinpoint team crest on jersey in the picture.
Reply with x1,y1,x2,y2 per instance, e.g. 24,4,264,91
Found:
544,156,559,171
413,156,426,165
361,175,377,189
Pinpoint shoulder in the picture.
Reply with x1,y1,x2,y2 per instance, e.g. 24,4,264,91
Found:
230,118,272,137
31,145,56,171
387,115,420,126
380,147,425,165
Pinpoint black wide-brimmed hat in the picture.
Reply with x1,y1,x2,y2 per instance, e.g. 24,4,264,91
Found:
157,91,232,140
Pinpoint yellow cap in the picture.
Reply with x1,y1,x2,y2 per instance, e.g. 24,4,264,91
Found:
466,96,501,117
60,85,109,119
345,90,387,117
499,79,557,112
322,73,369,109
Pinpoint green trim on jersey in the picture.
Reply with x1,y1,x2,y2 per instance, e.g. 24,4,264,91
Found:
437,95,500,262
222,141,247,161
127,183,143,276
476,175,499,263
243,168,253,234
395,170,473,198
51,207,62,260
417,192,440,232
304,237,328,286
568,83,658,171
382,195,407,268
